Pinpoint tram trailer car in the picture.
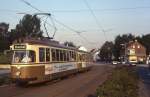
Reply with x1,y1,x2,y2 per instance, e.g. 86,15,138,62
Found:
10,38,93,85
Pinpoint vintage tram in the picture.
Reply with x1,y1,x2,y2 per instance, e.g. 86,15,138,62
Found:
10,38,93,85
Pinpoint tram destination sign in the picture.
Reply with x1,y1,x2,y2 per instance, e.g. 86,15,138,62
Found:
14,45,26,49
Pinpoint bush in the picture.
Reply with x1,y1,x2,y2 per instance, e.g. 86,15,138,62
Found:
97,66,139,97
0,52,12,64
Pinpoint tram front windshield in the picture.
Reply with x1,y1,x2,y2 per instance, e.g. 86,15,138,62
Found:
12,50,35,63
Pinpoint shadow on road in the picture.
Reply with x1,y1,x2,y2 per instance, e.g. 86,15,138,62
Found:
87,94,97,97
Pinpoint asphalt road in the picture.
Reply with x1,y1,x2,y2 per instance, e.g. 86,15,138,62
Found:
137,64,150,96
0,64,114,97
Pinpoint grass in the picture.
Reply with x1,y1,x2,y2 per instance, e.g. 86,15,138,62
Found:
97,66,139,97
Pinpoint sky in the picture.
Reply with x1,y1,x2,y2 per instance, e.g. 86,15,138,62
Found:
0,0,150,50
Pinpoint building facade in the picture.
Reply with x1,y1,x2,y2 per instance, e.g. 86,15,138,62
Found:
126,40,146,63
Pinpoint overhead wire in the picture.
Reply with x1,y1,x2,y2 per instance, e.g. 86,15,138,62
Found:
51,17,94,44
19,0,94,44
1,5,150,13
2,0,150,45
20,0,57,39
49,6,150,13
21,0,42,12
84,0,107,41
17,12,55,38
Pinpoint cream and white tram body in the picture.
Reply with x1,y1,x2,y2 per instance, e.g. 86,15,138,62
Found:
10,38,93,84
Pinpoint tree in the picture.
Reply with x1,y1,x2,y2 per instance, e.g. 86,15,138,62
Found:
113,34,135,60
64,41,76,47
99,41,114,62
0,22,9,36
136,34,150,54
0,22,10,52
13,14,43,39
0,15,44,52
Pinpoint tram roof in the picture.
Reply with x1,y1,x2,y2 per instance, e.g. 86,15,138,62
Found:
13,38,88,53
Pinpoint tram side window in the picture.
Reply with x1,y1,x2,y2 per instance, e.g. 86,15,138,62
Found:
67,51,69,61
70,51,75,61
74,52,76,61
88,54,91,62
82,54,86,61
72,51,74,61
82,54,84,61
75,53,77,61
69,51,71,61
72,51,76,61
29,51,36,62
71,52,75,61
46,48,50,62
88,55,91,62
77,54,79,61
79,54,82,61
56,49,60,61
85,54,88,62
60,50,63,61
51,49,56,61
63,50,67,61
39,48,45,62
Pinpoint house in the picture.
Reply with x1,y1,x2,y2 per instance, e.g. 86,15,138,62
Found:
90,49,100,62
126,40,146,63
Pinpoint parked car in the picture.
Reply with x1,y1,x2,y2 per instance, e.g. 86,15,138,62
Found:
129,63,136,66
121,61,126,64
112,61,118,65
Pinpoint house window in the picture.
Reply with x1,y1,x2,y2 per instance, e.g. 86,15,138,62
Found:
132,45,135,48
138,45,140,48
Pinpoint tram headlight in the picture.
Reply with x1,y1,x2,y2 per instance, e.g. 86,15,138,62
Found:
17,66,21,70
16,66,21,76
16,71,21,76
